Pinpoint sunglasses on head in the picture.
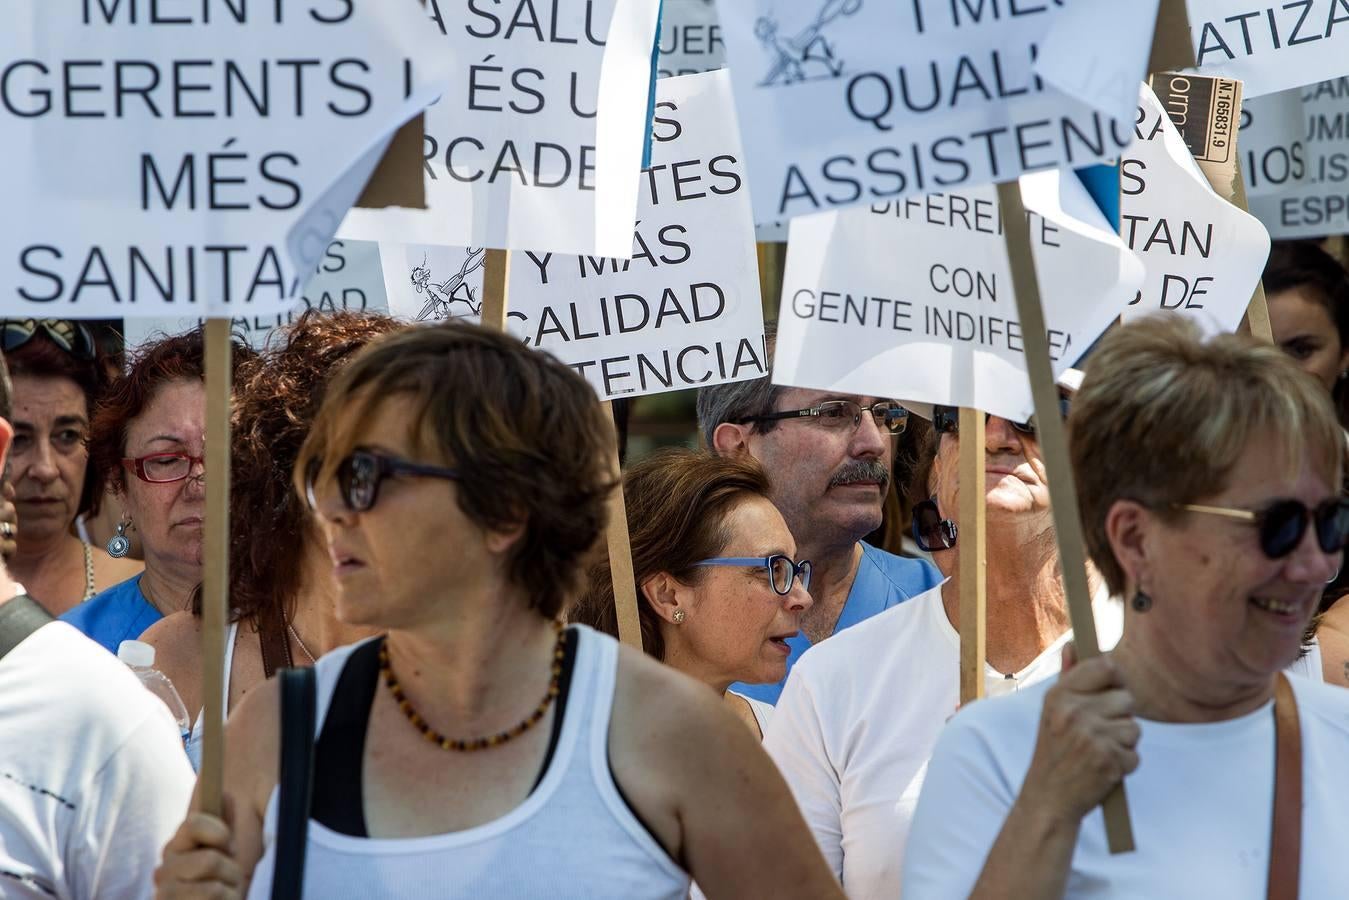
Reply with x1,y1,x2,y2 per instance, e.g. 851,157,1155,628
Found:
911,498,957,552
1178,497,1349,560
931,394,1072,437
0,319,96,360
305,449,459,512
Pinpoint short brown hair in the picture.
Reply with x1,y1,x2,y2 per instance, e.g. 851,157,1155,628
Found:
296,320,615,620
7,330,112,516
1071,315,1344,595
89,328,253,494
570,448,771,660
228,311,405,628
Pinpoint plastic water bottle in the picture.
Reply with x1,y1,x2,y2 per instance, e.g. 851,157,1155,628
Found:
118,640,192,748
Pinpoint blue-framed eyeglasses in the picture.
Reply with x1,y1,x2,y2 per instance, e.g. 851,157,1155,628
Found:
694,555,813,595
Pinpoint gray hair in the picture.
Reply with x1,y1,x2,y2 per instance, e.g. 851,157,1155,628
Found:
696,322,780,448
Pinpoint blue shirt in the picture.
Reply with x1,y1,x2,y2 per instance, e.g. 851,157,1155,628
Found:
731,543,942,705
60,574,162,655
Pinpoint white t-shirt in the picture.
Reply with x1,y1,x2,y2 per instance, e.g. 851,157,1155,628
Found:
763,585,1123,899
0,621,196,899
903,674,1349,898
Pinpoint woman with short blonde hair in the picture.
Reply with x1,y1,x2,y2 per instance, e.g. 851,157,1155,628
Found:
905,314,1349,898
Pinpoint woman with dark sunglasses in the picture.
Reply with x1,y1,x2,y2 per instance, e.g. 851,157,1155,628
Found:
0,320,143,615
905,315,1349,898
154,321,842,900
571,447,813,739
138,311,401,770
762,382,1121,899
61,330,252,653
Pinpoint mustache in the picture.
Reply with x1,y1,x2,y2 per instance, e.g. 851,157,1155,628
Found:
829,459,890,489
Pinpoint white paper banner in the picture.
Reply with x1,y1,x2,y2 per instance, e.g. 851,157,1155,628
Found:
719,1,1134,224
773,170,1144,422
1035,0,1161,126
381,71,765,401
1244,79,1349,237
1120,85,1271,334
659,0,725,78
1240,89,1311,200
2,4,451,320
339,0,661,258
121,240,389,351
1188,0,1349,98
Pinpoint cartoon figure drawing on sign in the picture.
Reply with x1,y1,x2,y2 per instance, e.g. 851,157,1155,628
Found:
756,0,862,87
410,248,487,321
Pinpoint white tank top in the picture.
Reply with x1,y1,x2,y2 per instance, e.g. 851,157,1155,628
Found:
244,625,690,899
186,621,239,772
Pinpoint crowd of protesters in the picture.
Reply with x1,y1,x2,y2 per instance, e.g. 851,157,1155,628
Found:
1,243,1349,899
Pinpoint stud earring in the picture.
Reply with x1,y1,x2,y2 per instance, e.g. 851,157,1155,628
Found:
672,609,686,624
106,519,131,559
1131,590,1152,613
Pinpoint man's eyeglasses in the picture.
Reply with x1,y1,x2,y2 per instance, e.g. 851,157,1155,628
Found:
736,400,909,435
305,449,459,512
694,554,813,596
1,319,96,360
931,394,1072,438
1178,498,1349,560
911,499,958,552
121,452,205,484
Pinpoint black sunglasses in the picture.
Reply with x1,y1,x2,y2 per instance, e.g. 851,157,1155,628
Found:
305,450,459,512
912,498,957,552
1,319,96,360
931,394,1072,437
1178,498,1349,560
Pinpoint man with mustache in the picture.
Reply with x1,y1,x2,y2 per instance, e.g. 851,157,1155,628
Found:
697,325,941,704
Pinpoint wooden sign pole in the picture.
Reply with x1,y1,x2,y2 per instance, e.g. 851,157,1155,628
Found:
997,180,1135,853
756,241,786,320
1232,167,1274,343
198,318,232,817
957,410,987,705
478,250,642,648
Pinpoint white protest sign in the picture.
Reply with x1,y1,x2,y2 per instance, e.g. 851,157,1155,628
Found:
121,240,389,350
381,71,765,400
1120,84,1270,334
773,170,1143,422
1244,79,1349,237
659,0,725,78
2,4,451,320
718,1,1136,224
1035,0,1160,126
1188,0,1349,98
339,0,661,258
1240,89,1310,199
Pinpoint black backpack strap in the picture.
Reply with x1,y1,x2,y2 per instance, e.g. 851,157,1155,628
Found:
272,666,317,900
0,594,53,661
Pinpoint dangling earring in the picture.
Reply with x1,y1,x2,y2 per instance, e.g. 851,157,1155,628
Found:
1131,590,1152,613
107,520,131,559
672,609,686,624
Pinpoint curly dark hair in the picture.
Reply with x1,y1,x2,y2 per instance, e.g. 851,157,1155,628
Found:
296,319,617,620
89,327,254,497
228,310,405,628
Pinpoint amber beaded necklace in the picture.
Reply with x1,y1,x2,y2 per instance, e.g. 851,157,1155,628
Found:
378,620,566,752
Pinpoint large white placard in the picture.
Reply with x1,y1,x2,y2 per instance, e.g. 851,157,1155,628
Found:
1244,79,1349,238
121,240,389,350
773,171,1144,422
1240,89,1311,200
2,4,451,319
718,1,1138,224
1188,0,1349,98
659,0,725,78
1036,0,1161,126
381,71,765,401
339,0,661,258
1120,85,1271,334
